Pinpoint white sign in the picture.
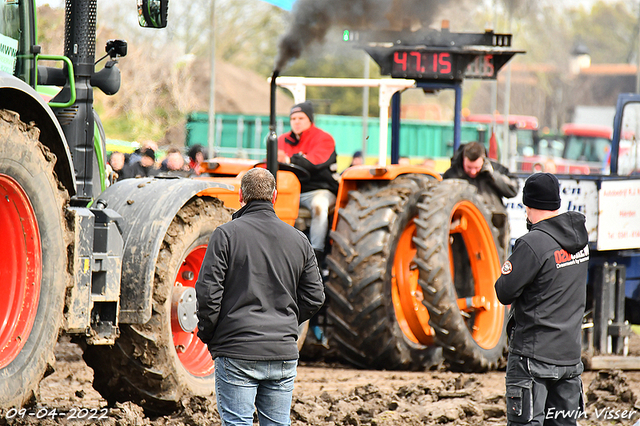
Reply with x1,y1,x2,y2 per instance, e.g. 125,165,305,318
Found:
597,180,640,250
0,34,18,75
506,178,598,243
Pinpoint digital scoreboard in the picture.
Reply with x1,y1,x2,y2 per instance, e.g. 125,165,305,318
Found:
349,28,522,82
390,50,498,79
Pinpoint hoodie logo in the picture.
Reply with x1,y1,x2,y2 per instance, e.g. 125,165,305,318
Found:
501,260,512,275
554,245,590,269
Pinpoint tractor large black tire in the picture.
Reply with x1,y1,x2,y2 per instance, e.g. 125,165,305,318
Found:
83,197,232,414
414,179,508,372
0,110,70,408
325,175,441,370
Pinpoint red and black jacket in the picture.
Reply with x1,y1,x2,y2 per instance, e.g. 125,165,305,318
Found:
278,124,339,194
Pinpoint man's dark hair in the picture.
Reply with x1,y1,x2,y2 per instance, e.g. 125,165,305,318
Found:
188,144,206,162
241,168,276,203
462,142,486,162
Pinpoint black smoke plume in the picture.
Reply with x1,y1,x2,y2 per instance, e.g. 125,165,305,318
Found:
274,0,448,71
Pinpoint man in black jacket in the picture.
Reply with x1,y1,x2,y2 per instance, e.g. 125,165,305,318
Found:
121,147,159,179
443,141,518,206
444,141,519,251
195,167,325,426
495,172,589,426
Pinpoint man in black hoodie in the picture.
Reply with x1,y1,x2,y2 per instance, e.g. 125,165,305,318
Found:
195,168,325,425
495,172,589,425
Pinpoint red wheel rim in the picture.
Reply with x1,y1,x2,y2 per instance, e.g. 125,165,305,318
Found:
0,174,41,368
172,245,213,377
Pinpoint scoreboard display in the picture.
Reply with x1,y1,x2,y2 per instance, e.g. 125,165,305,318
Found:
353,29,522,82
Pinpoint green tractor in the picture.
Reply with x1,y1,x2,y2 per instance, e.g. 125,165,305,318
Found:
0,0,232,413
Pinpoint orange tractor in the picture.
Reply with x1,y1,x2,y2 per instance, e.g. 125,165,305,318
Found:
196,26,522,372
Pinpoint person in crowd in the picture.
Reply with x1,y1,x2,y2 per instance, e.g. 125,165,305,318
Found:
349,150,364,167
443,141,518,205
160,147,190,176
277,101,339,261
188,144,207,175
195,167,325,426
495,172,589,426
421,157,436,169
128,140,159,166
108,151,128,182
123,147,159,178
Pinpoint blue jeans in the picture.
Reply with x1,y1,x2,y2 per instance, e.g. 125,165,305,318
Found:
215,357,297,426
299,189,336,252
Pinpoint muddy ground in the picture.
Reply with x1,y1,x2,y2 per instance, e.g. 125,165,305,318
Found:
3,335,640,425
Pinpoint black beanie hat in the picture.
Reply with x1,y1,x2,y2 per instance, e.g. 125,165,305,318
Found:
290,101,314,123
142,147,156,160
523,172,561,210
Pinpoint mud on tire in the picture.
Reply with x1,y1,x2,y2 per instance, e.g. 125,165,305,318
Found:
0,110,70,408
83,197,231,414
325,175,441,370
414,179,507,372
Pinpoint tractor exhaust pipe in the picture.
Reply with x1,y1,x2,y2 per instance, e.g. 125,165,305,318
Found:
266,70,280,179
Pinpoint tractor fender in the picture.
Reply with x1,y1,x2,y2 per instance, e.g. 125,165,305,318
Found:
96,177,234,324
0,72,76,195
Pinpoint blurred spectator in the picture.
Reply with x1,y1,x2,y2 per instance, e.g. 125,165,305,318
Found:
349,150,364,167
532,162,544,173
129,140,159,165
160,148,190,176
108,151,128,182
398,157,411,166
422,158,436,169
188,144,207,175
123,148,159,178
544,158,557,173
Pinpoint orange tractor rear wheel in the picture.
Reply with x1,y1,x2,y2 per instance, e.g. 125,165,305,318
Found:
415,179,508,371
325,175,440,369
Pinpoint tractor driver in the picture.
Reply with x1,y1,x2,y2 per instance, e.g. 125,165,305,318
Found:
278,102,339,262
443,141,519,251
443,141,519,205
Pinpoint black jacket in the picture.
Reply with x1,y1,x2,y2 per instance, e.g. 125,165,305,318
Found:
495,211,589,365
195,200,325,361
120,161,159,179
442,145,518,206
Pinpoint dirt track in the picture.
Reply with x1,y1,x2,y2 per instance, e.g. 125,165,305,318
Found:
3,336,640,425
